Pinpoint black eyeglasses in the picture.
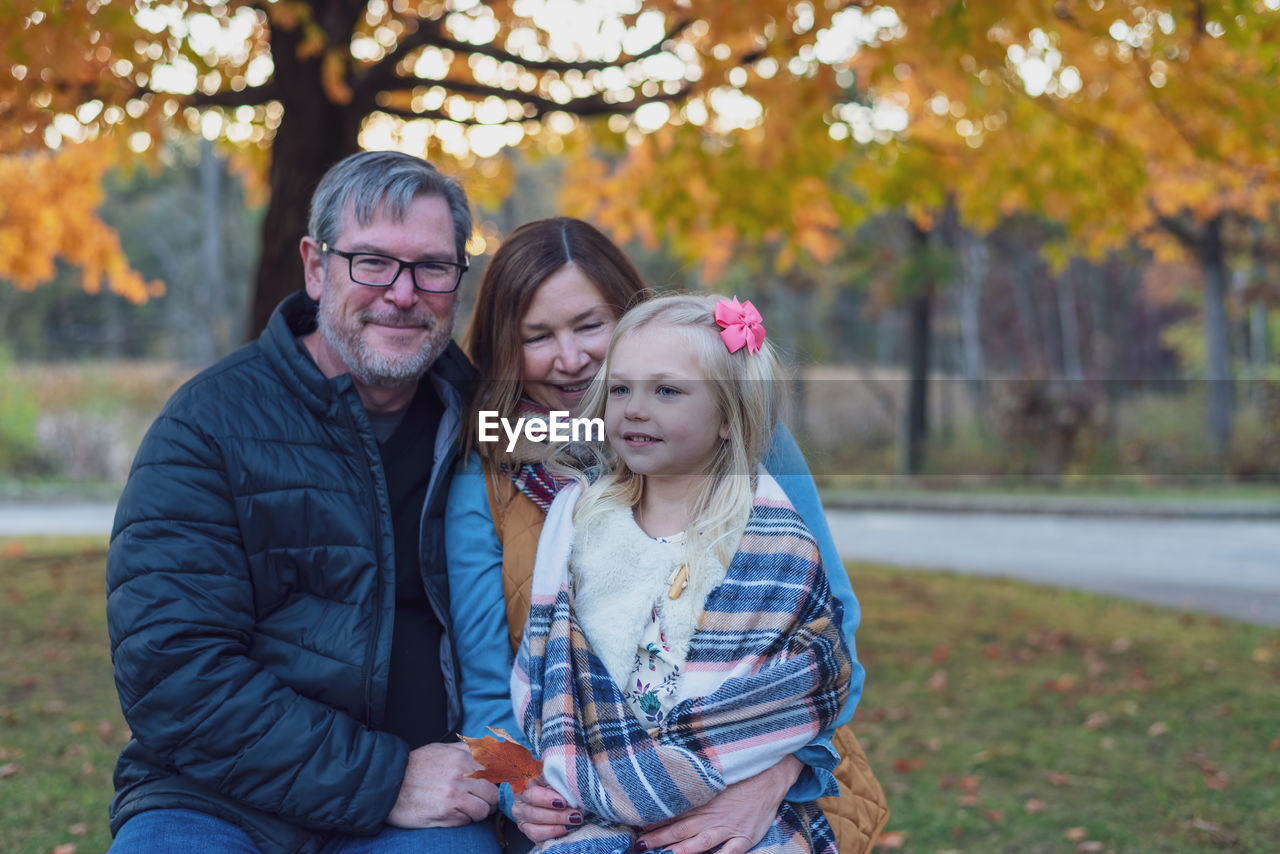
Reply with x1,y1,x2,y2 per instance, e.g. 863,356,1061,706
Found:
321,243,468,293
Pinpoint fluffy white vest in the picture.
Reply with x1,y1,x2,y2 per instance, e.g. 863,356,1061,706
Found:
570,505,728,691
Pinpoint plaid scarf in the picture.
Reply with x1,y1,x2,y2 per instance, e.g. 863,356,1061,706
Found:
511,476,850,853
499,399,573,512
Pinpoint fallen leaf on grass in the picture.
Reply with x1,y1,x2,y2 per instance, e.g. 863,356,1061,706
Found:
68,823,88,836
1204,774,1229,790
873,830,905,849
1268,737,1279,752
1148,721,1169,736
459,727,542,794
1083,712,1109,730
1024,798,1047,813
982,809,1005,823
1182,818,1239,845
1253,647,1272,664
927,669,948,693
52,844,76,854
1077,842,1104,852
1064,826,1087,840
0,763,21,779
1046,771,1071,786
1044,674,1078,693
2,542,27,559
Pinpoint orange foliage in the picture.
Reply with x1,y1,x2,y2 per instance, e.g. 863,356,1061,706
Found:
0,143,161,303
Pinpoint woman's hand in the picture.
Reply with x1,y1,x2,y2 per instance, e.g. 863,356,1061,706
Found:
512,780,583,844
631,756,803,854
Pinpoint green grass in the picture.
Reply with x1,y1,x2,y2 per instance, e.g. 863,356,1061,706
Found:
2,539,1277,853
1,537,118,854
848,562,1280,854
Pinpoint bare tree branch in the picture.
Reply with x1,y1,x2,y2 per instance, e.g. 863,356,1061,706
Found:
356,16,692,98
375,76,693,123
191,82,283,108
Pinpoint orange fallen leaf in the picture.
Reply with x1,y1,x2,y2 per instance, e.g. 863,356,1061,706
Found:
52,845,76,854
1024,798,1047,813
0,763,21,779
1064,826,1087,840
3,542,27,559
874,830,906,849
460,727,542,794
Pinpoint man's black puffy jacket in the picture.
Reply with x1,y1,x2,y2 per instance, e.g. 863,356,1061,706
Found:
106,292,475,853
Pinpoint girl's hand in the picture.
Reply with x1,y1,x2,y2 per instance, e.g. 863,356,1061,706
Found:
512,780,583,843
632,756,803,854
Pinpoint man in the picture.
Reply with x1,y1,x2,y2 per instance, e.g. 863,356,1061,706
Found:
106,151,500,853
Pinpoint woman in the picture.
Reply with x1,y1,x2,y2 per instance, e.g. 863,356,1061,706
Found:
446,218,887,853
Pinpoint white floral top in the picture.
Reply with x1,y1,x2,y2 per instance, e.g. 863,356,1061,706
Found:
620,533,688,730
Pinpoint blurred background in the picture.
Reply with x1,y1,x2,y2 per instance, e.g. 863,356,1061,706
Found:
2,5,1279,853
2,0,1277,495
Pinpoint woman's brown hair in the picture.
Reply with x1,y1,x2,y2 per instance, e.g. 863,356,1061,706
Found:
462,217,652,466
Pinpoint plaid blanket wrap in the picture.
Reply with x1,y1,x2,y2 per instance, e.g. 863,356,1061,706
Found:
511,476,851,853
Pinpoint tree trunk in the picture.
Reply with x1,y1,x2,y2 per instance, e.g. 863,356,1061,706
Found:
250,111,356,335
956,229,987,402
246,9,367,337
1201,215,1233,456
899,223,933,476
1057,263,1085,383
196,137,224,366
900,288,933,476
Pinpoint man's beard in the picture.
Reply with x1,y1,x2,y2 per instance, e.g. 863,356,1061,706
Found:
317,300,455,389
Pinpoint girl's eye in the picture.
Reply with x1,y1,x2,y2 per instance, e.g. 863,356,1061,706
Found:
657,386,681,397
609,384,629,396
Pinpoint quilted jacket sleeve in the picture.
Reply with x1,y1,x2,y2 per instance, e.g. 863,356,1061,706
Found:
106,410,409,833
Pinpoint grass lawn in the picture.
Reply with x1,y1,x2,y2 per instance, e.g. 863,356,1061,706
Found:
2,538,1277,854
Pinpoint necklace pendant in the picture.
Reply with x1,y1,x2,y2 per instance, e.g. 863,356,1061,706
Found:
667,564,689,600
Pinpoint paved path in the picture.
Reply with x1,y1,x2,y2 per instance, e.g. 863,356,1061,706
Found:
0,502,117,537
3,501,1277,627
827,509,1280,627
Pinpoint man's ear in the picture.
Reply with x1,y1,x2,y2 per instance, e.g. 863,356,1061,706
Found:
300,236,326,300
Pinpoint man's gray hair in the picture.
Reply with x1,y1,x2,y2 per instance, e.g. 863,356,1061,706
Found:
308,150,472,263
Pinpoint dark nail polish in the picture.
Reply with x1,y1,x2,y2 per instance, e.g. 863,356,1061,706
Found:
552,798,566,809
632,842,649,853
569,812,583,825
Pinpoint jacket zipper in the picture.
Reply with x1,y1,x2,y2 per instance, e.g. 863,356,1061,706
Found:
341,395,385,725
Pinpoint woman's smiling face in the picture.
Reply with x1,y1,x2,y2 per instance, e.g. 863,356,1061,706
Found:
519,263,618,414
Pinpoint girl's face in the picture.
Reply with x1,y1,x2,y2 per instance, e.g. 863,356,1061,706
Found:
519,264,618,413
604,324,728,481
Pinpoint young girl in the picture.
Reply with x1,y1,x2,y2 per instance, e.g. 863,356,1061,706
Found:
511,294,851,853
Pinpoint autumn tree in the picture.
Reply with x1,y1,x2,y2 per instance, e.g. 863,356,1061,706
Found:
571,1,1278,463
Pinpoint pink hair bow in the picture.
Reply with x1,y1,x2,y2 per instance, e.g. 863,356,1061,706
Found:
714,296,766,354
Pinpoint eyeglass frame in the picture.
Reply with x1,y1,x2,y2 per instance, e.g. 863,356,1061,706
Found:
320,242,469,294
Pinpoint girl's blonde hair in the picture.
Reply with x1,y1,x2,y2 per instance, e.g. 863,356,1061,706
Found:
566,294,781,576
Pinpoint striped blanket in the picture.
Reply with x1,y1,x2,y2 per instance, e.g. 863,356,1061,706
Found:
511,475,851,853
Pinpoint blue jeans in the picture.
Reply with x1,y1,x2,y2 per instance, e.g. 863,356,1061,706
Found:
108,808,503,854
